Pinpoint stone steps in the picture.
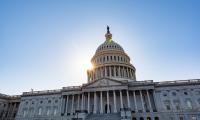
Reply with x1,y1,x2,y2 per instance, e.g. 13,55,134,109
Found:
85,113,121,120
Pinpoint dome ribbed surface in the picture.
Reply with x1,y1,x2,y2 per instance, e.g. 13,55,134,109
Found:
95,40,124,54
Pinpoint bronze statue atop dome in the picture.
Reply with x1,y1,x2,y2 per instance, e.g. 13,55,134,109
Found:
107,25,110,33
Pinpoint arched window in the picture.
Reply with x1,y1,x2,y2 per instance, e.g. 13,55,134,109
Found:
46,107,50,116
185,99,192,109
164,100,171,110
173,100,180,110
53,107,58,116
29,108,34,117
38,107,42,115
23,109,27,117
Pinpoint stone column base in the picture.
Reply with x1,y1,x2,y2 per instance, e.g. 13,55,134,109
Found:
120,108,132,120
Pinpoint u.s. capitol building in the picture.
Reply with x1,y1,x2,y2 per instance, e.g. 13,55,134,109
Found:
1,27,200,120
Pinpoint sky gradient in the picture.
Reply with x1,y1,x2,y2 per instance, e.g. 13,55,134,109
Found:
0,0,200,95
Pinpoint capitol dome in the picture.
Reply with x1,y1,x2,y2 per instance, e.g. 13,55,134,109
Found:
87,26,136,83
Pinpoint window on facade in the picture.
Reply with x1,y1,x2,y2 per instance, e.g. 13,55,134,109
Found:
55,100,58,103
46,107,50,116
23,109,27,117
185,99,192,109
184,92,188,95
195,91,200,95
40,101,43,104
29,108,34,116
114,56,116,61
163,93,167,97
38,107,42,115
48,100,51,103
173,100,180,110
164,100,171,110
110,56,112,60
107,56,109,61
197,98,200,105
180,117,184,120
172,92,176,96
53,107,58,116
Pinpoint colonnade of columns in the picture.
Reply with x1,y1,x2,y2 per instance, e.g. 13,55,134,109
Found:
61,89,156,115
0,102,19,119
87,66,136,82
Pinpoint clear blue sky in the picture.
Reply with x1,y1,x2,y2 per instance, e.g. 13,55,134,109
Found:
0,0,200,95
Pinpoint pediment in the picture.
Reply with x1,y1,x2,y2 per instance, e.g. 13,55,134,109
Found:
84,78,122,88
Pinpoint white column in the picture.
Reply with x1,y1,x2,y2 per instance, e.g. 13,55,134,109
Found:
130,69,132,78
77,94,80,110
113,90,117,113
114,66,116,77
147,90,152,112
61,96,66,114
87,92,90,113
120,90,123,108
109,66,111,77
140,90,145,112
127,90,130,108
100,91,103,114
93,92,97,113
118,66,121,77
107,91,110,113
81,93,84,110
105,66,107,77
133,91,138,112
65,95,69,114
127,68,130,78
71,95,74,114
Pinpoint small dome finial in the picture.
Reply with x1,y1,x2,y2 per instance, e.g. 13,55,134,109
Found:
105,26,112,41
